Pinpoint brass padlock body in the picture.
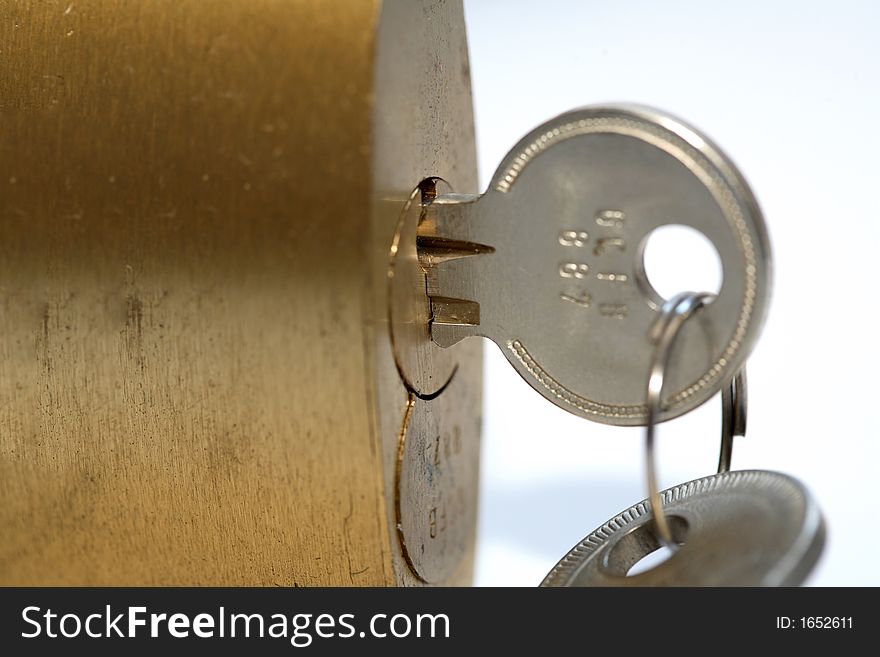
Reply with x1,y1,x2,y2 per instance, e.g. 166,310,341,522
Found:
0,0,481,586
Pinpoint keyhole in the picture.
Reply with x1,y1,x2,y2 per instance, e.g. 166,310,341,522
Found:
638,224,723,304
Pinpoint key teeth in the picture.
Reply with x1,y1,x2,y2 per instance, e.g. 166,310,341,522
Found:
427,293,482,346
420,237,491,298
430,319,479,348
417,198,492,347
416,234,491,347
430,296,480,326
416,235,495,267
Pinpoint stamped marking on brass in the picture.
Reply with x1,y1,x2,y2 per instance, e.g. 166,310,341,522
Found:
395,385,478,584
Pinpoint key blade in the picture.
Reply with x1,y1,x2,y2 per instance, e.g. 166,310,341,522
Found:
418,197,494,346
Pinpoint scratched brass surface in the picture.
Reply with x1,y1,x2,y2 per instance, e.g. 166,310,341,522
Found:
371,0,482,586
0,0,480,585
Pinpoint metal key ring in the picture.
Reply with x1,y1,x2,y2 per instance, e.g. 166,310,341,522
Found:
645,291,748,549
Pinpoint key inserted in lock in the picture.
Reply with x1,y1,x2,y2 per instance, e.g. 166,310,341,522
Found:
409,105,771,425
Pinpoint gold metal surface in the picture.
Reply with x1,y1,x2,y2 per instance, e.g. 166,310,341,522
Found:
0,0,480,585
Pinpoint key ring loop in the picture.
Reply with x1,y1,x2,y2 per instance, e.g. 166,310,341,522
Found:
645,291,748,549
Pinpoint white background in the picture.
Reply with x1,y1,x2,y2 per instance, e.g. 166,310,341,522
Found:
464,0,880,586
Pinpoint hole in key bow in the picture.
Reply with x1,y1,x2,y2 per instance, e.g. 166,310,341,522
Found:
637,224,723,305
601,514,689,577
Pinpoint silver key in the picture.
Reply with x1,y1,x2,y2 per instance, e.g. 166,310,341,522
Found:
540,470,825,587
418,105,771,425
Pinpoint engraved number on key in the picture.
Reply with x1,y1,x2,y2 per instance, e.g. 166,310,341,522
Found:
558,229,591,305
594,210,629,318
559,210,630,316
